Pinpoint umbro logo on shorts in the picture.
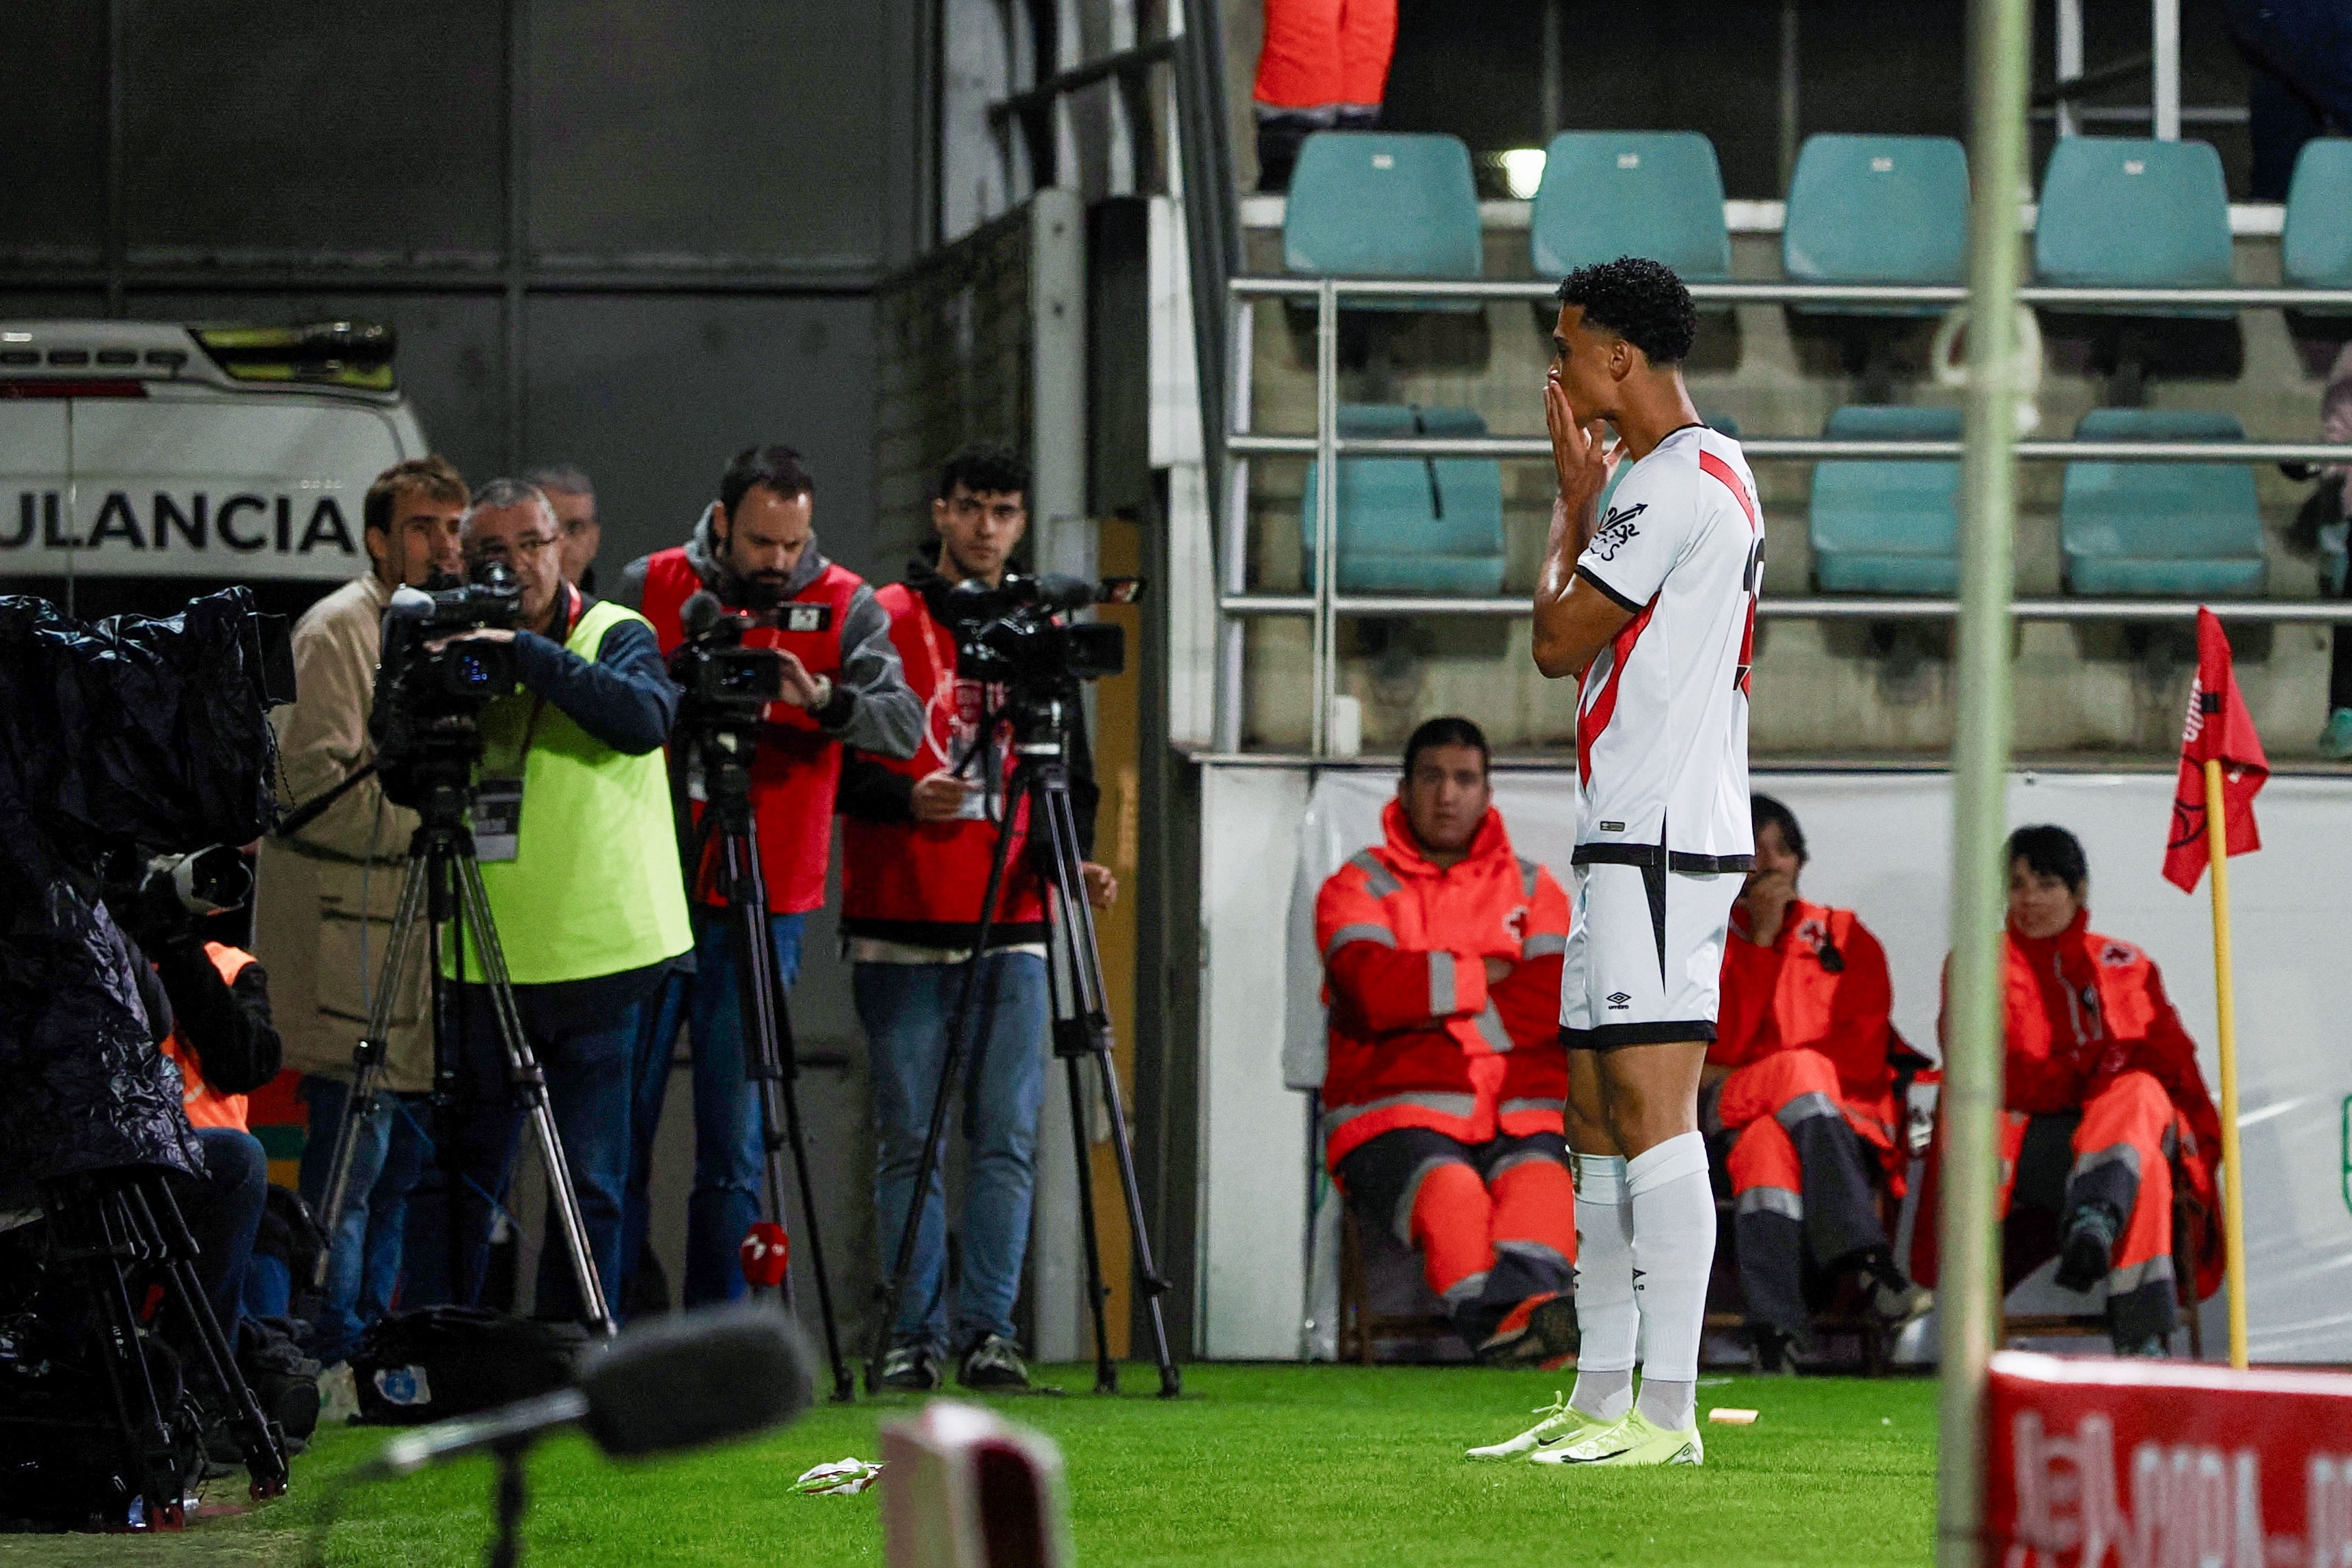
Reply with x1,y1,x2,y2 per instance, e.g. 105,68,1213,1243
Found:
1606,991,1632,1010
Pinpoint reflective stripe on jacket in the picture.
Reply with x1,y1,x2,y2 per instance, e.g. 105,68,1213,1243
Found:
1317,799,1571,1168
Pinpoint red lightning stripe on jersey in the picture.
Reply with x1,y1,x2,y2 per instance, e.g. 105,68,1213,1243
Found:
1698,449,1761,695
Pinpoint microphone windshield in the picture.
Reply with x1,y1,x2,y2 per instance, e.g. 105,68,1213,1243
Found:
679,590,726,639
1030,575,1097,614
577,1304,812,1460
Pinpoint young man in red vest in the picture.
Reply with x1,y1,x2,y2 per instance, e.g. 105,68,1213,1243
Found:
621,446,921,1310
837,442,1116,1393
1315,717,1580,1382
1912,825,2224,1355
1709,795,1930,1371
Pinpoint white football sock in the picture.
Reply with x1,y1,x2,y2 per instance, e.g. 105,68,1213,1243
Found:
1567,1152,1636,1422
1626,1130,1714,1430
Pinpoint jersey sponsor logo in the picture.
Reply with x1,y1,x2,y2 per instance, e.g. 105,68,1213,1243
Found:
1589,502,1645,561
1606,990,1632,1010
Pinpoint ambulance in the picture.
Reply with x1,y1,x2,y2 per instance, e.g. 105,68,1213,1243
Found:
0,318,430,614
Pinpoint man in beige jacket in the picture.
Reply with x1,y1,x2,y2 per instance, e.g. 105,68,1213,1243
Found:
253,454,466,1363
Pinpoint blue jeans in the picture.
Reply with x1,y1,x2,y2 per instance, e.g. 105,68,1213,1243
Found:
449,967,649,1321
297,1076,431,1364
857,952,1048,1355
625,914,804,1311
183,1127,268,1340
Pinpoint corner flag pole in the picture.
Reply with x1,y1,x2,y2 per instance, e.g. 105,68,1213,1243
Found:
1938,0,2032,1560
2203,758,2252,1368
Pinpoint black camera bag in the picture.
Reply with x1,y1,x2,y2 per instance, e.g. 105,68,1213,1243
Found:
350,1306,585,1426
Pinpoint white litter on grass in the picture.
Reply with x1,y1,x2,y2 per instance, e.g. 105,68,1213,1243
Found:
1882,1418,1892,1425
1695,1377,1734,1387
1708,1408,1760,1426
794,1458,885,1496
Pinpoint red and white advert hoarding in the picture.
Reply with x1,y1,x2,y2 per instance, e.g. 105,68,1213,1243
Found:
1986,1349,2352,1567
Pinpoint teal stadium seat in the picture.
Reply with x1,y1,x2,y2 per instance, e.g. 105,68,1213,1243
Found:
1808,405,1964,594
2035,137,2232,312
1529,131,1731,281
1783,135,1971,316
2284,139,2352,307
1301,405,1505,594
1284,133,1481,310
2062,409,2264,598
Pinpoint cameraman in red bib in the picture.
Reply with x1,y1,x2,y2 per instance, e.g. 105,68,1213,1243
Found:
836,442,1117,1394
621,445,920,1310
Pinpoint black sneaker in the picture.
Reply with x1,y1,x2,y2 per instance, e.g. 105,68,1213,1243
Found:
879,1343,942,1392
2054,1204,2121,1294
957,1334,1030,1391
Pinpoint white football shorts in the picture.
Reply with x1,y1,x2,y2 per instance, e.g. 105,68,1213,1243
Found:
1559,853,1743,1049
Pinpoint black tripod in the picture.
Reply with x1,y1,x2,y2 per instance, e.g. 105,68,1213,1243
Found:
42,1166,290,1523
866,691,1179,1397
312,744,615,1336
681,715,855,1403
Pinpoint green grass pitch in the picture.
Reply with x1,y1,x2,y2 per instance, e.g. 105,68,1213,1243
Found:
9,1364,1938,1567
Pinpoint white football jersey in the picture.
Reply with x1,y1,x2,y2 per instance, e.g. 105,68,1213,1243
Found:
1572,424,1760,862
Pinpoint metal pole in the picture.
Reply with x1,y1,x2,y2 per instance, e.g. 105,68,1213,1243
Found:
1311,278,1338,758
2056,0,2083,139
1778,0,1801,194
1938,0,2032,1560
2152,0,2181,140
1542,0,1564,141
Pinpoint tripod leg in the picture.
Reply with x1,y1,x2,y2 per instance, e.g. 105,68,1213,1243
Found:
312,855,431,1287
1062,1054,1118,1392
134,1179,289,1498
58,1190,184,1528
1034,771,1183,1397
868,796,1024,1391
767,1073,855,1403
452,853,616,1336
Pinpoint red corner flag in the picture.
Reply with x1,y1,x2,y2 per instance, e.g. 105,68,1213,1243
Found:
2163,608,2269,892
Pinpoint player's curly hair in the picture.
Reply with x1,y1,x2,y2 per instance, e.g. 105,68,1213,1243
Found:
1556,256,1697,367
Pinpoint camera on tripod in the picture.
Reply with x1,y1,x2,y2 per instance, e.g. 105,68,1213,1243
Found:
669,592,830,724
370,561,523,808
934,573,1140,695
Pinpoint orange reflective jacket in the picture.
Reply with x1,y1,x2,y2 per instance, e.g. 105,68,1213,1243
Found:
159,941,258,1134
1316,801,1570,1168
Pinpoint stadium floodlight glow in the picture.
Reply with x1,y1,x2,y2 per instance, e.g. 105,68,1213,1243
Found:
1499,148,1546,200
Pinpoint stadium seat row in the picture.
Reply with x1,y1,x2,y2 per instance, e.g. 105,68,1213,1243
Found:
1283,129,2352,297
1274,130,2329,599
1294,403,2259,600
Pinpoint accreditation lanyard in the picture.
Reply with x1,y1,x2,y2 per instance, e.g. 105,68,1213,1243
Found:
472,585,580,862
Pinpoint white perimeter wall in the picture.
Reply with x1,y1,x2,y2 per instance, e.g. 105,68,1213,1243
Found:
1195,763,2352,1363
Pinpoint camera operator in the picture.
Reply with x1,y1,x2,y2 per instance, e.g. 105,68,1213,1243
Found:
527,462,602,595
253,454,465,1365
433,479,694,1321
837,442,1117,1393
617,445,920,1309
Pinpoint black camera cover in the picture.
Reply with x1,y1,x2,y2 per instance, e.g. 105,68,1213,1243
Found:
0,588,284,1196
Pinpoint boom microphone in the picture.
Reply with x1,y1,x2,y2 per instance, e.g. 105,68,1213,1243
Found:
356,1304,812,1480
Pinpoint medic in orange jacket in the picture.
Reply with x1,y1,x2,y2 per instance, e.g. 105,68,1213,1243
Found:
1911,825,2223,1356
1315,720,1578,1364
1707,795,1927,1364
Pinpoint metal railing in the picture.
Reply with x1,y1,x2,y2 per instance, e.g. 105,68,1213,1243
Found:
1213,273,2352,755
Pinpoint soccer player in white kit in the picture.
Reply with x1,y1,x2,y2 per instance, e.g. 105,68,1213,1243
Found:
1466,257,1760,1468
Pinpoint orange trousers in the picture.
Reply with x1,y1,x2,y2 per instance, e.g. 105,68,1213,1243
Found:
1336,1126,1575,1347
1996,1070,2185,1345
1715,1049,1896,1341
1254,0,1398,110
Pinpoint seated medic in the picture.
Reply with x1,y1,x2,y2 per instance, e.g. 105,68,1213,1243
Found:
1316,717,1578,1365
1708,795,1929,1371
1912,824,2223,1355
